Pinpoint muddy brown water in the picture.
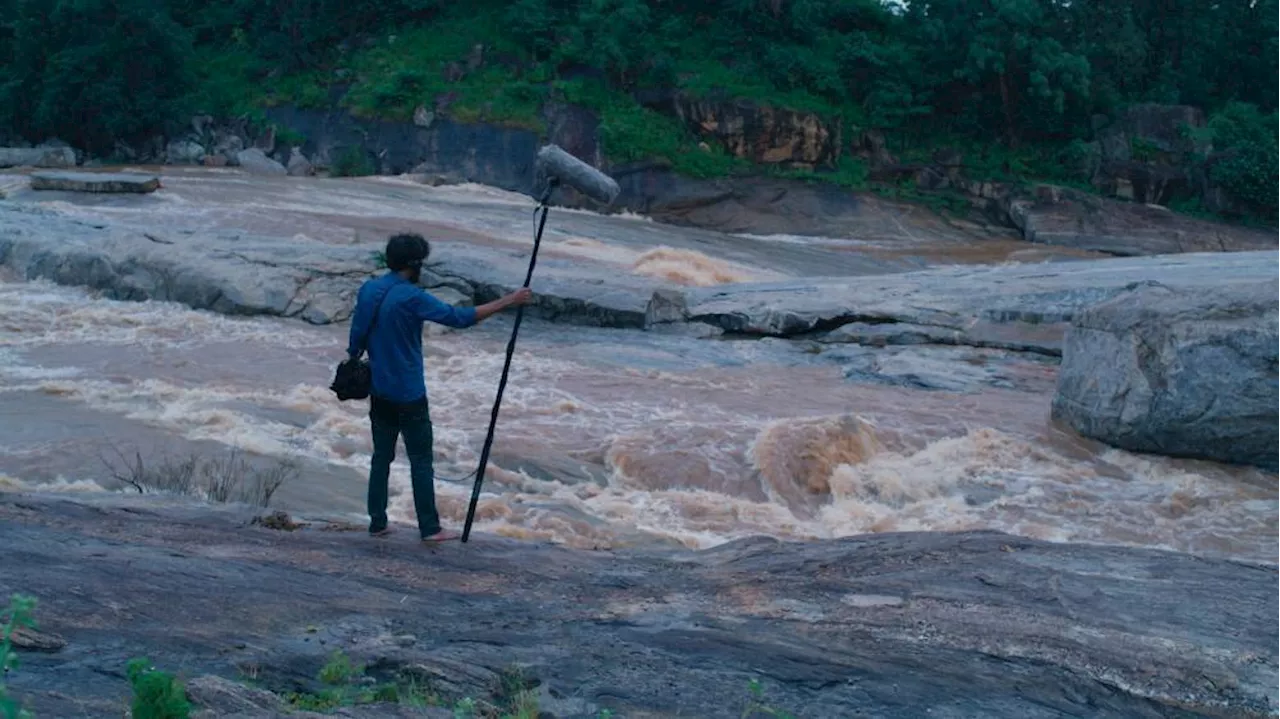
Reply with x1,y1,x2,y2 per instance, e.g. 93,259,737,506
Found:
0,168,1274,562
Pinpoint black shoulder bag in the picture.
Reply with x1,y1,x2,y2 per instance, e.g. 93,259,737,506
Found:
329,288,390,402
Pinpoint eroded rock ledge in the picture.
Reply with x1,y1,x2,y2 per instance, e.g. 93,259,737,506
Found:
1,204,1276,358
1,491,1276,718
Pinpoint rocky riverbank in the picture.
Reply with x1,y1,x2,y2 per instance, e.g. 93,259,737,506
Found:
2,172,1276,474
2,101,1276,255
2,194,1274,351
1,490,1276,718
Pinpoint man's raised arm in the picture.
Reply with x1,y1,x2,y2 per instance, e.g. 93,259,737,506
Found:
408,287,532,328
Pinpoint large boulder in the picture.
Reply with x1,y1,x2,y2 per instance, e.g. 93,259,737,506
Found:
166,139,207,165
1051,280,1279,470
285,147,314,177
236,148,287,176
1006,184,1277,256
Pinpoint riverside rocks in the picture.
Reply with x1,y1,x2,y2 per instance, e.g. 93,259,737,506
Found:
2,203,1277,352
683,250,1280,354
29,171,160,194
1,491,1276,718
1005,184,1278,256
1052,280,1279,470
0,146,76,169
236,148,288,176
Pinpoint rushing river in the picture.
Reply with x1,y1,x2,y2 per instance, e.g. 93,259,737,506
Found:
1,168,1274,562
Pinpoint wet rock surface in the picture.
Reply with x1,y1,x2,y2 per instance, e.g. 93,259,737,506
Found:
2,198,1275,356
1052,279,1279,470
1,491,1276,718
683,250,1279,353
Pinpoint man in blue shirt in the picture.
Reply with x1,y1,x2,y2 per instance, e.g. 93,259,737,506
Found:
347,233,531,542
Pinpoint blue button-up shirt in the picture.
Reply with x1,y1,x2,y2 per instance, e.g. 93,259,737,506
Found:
346,272,478,403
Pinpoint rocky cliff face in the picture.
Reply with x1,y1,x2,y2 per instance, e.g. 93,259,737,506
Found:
7,90,1271,247
638,91,841,169
1089,104,1208,206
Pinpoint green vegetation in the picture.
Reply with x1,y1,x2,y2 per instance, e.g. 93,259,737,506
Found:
281,652,565,718
742,678,796,719
0,0,1274,220
1,595,37,719
126,658,192,719
284,649,436,711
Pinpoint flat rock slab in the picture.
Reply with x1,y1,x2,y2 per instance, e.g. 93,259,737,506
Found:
680,250,1280,354
0,204,677,328
2,200,1277,354
0,491,1276,719
29,170,160,194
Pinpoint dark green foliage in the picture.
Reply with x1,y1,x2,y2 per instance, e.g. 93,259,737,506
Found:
331,147,376,177
1203,103,1279,218
0,0,194,153
126,658,192,719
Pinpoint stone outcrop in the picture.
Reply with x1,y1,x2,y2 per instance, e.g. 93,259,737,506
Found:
679,250,1279,354
1051,280,1279,470
1090,104,1208,205
286,147,314,177
262,105,540,186
0,146,77,169
2,491,1276,718
637,91,841,169
2,196,1276,354
236,148,288,176
166,139,207,165
29,171,160,194
0,203,672,329
0,204,372,324
1004,184,1277,256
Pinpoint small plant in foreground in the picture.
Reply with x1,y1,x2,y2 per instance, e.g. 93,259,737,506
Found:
126,657,191,719
742,678,797,719
100,445,296,508
1,595,37,719
452,696,477,719
318,649,362,686
285,649,439,711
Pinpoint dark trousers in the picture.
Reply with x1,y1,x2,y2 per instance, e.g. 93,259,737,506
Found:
368,395,441,538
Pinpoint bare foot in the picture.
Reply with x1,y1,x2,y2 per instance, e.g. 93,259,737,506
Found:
369,527,392,538
421,530,459,543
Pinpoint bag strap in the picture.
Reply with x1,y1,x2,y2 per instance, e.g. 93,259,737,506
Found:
355,285,393,359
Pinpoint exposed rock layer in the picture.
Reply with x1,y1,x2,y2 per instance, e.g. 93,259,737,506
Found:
1,492,1276,718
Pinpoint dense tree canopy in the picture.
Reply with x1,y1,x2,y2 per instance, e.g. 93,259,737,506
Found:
0,0,1274,215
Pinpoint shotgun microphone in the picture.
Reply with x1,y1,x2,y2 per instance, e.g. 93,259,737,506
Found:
534,144,621,206
461,145,618,543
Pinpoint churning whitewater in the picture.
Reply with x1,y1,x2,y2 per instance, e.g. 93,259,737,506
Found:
0,169,1274,563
